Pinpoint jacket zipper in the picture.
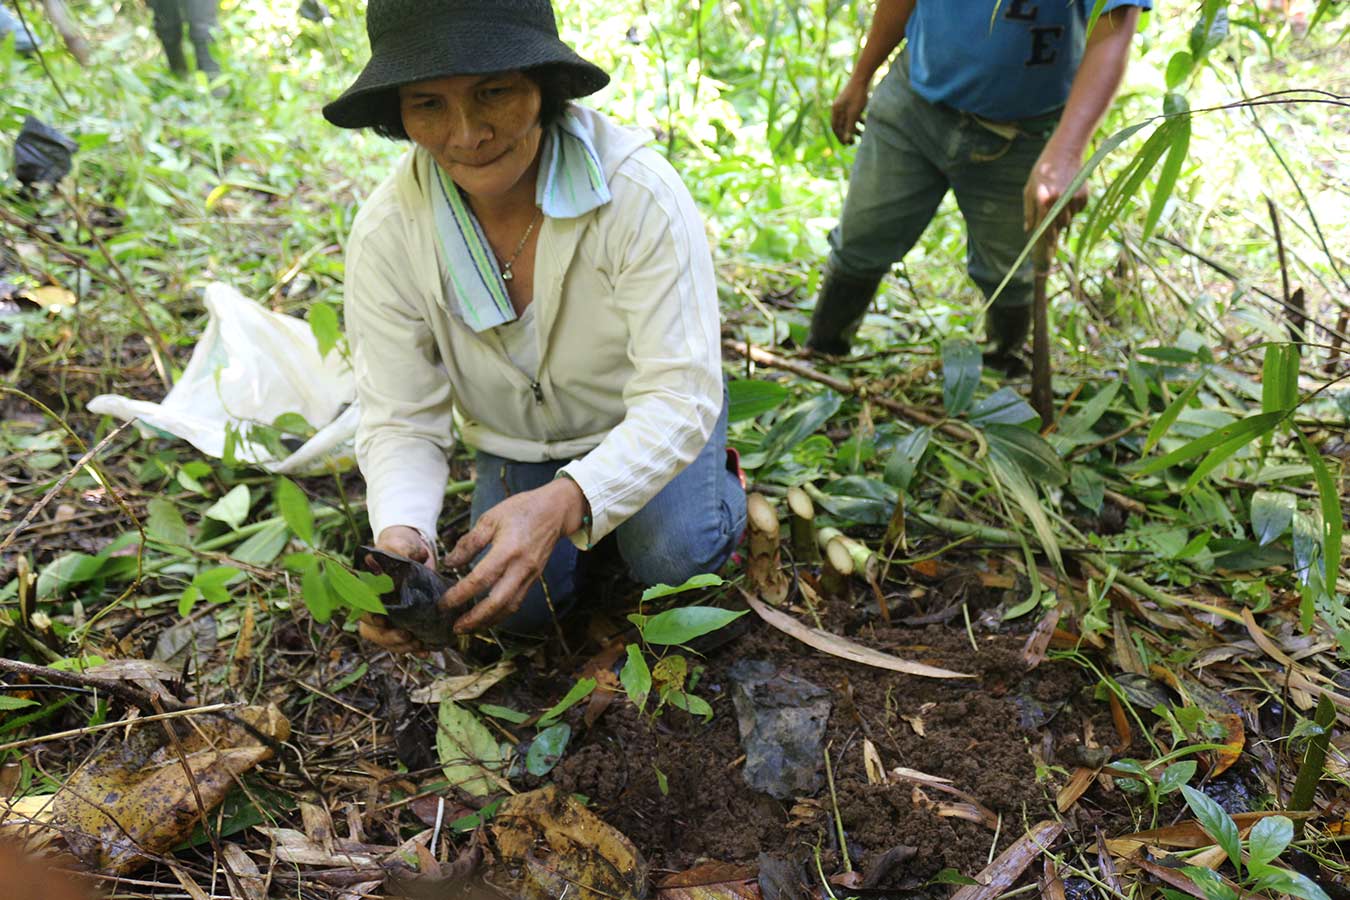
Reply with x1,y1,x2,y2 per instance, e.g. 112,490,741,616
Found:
530,380,544,405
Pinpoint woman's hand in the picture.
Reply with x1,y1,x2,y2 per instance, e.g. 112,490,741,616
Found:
831,79,870,145
440,478,588,633
356,525,435,654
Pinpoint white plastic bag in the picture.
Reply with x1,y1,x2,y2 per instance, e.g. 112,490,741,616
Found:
88,282,358,475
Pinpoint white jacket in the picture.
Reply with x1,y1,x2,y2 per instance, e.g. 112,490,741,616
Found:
344,107,722,546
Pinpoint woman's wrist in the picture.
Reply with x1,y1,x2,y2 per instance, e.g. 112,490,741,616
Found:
548,473,591,537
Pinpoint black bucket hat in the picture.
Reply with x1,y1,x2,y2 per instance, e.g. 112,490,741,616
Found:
323,0,610,130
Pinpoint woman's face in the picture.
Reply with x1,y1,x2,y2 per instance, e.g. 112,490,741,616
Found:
399,71,543,201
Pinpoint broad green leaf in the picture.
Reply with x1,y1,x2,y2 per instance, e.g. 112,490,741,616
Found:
1136,411,1287,477
1057,382,1120,442
1250,868,1331,900
985,423,1068,486
987,448,1062,571
204,484,251,530
192,566,242,604
815,476,897,525
742,390,843,469
1069,466,1105,515
275,477,314,545
1181,784,1241,876
178,585,202,618
969,388,1038,428
1143,101,1190,239
1110,759,1151,781
727,379,789,422
525,723,571,776
308,301,341,359
1247,815,1293,870
301,559,334,624
640,573,724,602
146,498,189,546
37,553,106,599
942,338,981,416
1165,50,1194,90
272,412,316,438
1144,369,1209,454
666,690,713,721
620,645,652,713
1189,0,1229,60
1181,867,1239,900
1262,344,1300,414
1250,491,1295,546
883,426,931,492
232,519,291,565
478,704,531,724
1157,760,1197,795
928,869,980,887
1080,122,1172,263
0,696,39,712
436,701,504,796
1299,433,1342,594
630,607,748,646
325,563,388,615
537,677,596,727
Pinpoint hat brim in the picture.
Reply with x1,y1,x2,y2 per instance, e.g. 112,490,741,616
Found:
323,18,610,129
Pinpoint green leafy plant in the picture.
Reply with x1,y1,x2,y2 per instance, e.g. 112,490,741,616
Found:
618,573,745,721
1180,786,1330,900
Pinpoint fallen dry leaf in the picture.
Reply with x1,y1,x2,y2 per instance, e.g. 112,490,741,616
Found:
1055,767,1097,813
1207,713,1245,778
743,591,972,679
950,820,1063,900
862,740,887,785
410,662,516,704
1021,607,1060,669
489,784,648,900
21,285,77,309
1105,810,1315,858
657,861,760,900
52,705,289,875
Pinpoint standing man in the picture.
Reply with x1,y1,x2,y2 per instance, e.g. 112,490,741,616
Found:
808,0,1147,367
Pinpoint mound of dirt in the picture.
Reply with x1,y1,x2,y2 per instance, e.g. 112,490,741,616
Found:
545,617,1094,882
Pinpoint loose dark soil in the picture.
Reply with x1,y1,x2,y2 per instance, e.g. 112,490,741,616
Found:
496,592,1114,886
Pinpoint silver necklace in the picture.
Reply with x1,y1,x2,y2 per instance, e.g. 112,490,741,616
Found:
500,209,543,282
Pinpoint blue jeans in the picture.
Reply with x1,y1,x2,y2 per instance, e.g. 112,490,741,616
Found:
468,393,746,635
828,55,1059,310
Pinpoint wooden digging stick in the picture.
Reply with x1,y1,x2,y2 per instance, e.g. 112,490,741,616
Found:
1030,235,1055,428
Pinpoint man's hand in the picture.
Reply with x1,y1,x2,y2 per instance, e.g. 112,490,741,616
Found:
1023,141,1089,236
356,525,434,654
440,478,588,633
831,79,870,144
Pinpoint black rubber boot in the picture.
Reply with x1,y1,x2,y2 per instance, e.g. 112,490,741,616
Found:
159,34,189,75
186,0,221,76
805,267,883,356
985,304,1032,373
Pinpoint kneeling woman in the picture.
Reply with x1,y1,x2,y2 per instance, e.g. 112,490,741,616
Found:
323,0,746,644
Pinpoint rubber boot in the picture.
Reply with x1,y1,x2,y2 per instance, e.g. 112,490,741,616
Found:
159,33,189,75
805,266,883,356
186,0,221,76
985,304,1031,373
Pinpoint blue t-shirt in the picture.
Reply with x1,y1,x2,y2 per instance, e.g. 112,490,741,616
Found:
906,0,1149,121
